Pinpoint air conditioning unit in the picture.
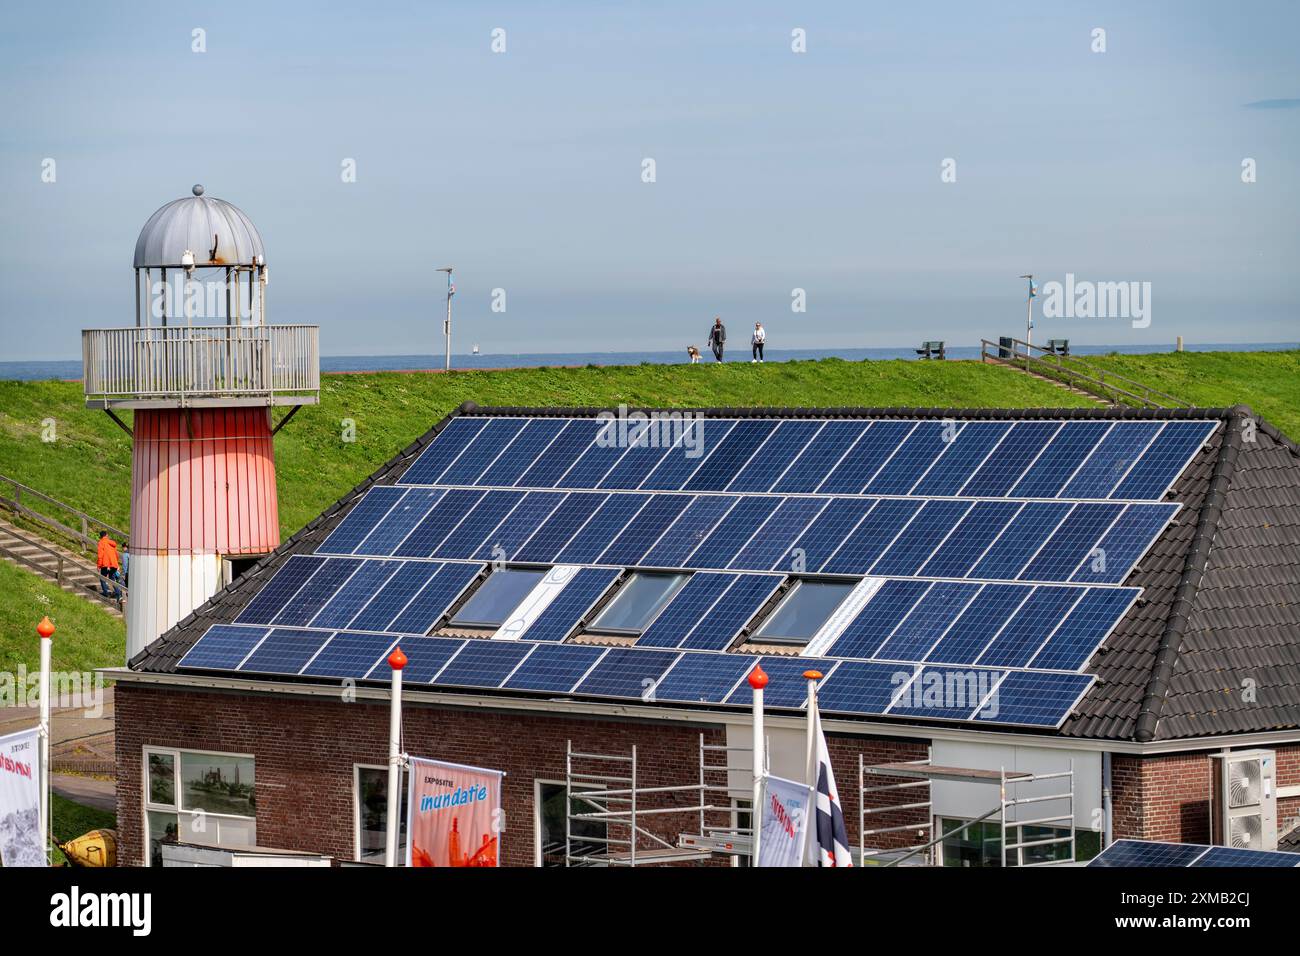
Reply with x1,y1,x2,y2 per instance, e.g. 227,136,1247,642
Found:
1211,750,1277,850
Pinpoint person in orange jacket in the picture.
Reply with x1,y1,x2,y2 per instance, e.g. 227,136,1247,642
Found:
96,531,122,601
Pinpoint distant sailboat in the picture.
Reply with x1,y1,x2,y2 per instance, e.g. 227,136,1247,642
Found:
472,343,480,355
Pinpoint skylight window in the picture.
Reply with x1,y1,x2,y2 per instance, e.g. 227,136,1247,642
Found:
450,568,545,628
588,572,689,636
752,580,855,645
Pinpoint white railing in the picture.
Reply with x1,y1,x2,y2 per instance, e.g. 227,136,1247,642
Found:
82,325,319,403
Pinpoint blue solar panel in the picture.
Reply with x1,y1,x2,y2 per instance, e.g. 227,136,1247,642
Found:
574,648,681,699
503,642,606,693
598,494,693,565
597,424,673,490
865,421,952,495
911,422,1013,496
1070,503,1177,584
729,497,828,571
561,428,644,487
236,555,326,625
555,493,648,564
478,419,566,486
968,501,1071,580
828,579,930,659
886,665,1005,721
641,495,737,567
1061,422,1163,499
917,500,1022,578
301,631,399,679
639,420,731,490
1087,840,1210,868
431,491,525,558
784,497,876,573
963,421,1064,497
874,582,981,661
308,560,401,629
438,418,527,484
773,421,866,493
680,574,782,650
1018,503,1123,581
726,420,824,493
319,486,406,554
396,636,467,683
637,573,736,648
722,656,833,708
1028,587,1137,671
271,557,364,627
513,492,607,563
178,625,269,670
867,499,974,577
399,418,489,485
653,653,754,703
684,420,778,491
521,567,620,642
686,496,778,568
434,639,534,688
820,498,922,575
1191,846,1300,868
1111,421,1214,500
353,488,445,556
517,420,604,487
971,670,1093,727
348,561,444,633
1006,421,1110,498
976,586,1085,668
817,660,914,715
474,491,567,559
389,562,481,634
394,488,487,557
819,421,914,494
924,584,1032,665
240,627,332,675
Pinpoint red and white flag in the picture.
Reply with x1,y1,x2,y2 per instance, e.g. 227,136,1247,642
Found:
807,705,853,867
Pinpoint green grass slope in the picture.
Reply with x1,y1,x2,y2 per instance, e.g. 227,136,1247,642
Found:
0,559,124,674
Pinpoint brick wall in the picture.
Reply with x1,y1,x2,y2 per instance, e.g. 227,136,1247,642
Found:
1111,745,1300,843
115,683,923,867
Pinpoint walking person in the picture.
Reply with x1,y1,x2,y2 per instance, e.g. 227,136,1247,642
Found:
708,317,726,362
751,322,766,362
96,530,123,604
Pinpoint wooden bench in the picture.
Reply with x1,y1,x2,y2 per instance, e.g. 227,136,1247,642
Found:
1044,338,1070,356
914,340,946,360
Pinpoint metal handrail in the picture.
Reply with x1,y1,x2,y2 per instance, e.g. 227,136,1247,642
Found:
0,474,126,554
82,324,319,401
0,521,127,608
981,337,1193,409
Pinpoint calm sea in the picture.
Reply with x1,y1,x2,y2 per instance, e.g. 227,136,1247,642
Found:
3,342,1295,381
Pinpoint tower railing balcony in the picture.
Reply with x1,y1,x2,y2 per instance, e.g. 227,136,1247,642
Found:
82,324,320,409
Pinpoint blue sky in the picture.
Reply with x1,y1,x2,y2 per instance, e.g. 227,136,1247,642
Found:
1,1,1296,360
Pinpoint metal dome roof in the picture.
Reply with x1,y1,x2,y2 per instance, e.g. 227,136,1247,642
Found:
133,185,266,269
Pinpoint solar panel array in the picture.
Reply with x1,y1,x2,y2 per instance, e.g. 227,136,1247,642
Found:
1087,839,1299,868
178,413,1218,731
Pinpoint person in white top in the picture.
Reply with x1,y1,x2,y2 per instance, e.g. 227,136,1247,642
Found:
751,322,766,362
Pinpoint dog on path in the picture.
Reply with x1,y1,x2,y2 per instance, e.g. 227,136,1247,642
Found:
687,345,702,363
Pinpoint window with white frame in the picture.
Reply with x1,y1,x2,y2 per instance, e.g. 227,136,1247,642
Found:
143,747,256,866
354,764,409,864
534,780,606,867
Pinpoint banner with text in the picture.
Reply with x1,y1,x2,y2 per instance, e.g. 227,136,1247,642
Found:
756,773,813,868
405,757,503,867
0,727,43,867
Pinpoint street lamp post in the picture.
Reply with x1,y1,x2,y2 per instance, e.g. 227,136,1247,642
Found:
1019,274,1034,351
437,267,454,372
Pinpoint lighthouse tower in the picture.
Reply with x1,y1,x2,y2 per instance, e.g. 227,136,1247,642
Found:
82,185,319,660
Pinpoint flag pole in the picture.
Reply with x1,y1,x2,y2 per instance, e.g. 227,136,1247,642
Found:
747,664,768,865
37,616,54,864
385,646,408,867
803,670,823,866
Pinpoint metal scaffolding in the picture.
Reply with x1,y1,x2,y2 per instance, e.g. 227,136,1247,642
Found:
564,736,754,866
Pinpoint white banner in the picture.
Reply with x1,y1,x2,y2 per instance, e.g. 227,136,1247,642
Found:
0,727,43,867
756,773,813,868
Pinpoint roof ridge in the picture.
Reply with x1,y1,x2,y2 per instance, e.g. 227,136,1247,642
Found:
1132,408,1247,742
459,404,1241,422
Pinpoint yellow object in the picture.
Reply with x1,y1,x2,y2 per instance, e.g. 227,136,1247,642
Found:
58,829,118,867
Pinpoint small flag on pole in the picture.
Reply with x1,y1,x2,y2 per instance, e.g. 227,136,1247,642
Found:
809,705,853,867
447,272,456,297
